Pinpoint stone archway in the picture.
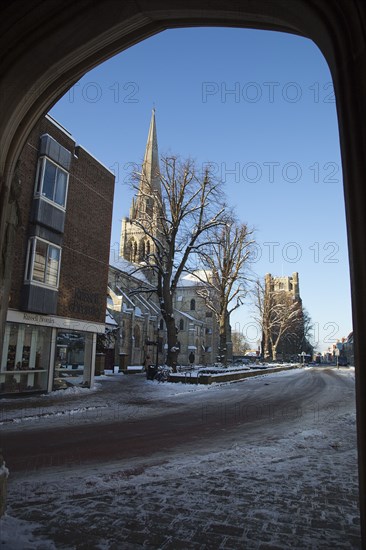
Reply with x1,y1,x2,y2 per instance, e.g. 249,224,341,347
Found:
1,1,366,540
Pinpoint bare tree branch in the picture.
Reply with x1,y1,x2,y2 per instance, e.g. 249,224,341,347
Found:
127,155,227,369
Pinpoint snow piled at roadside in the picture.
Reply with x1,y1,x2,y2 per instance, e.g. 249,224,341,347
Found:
41,382,103,398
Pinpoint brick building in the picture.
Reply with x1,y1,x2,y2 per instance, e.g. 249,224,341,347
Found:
0,115,114,395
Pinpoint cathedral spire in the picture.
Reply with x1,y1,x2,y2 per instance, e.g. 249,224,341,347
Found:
120,110,163,264
140,108,161,197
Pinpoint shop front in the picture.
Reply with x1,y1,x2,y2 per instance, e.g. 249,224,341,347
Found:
0,309,105,396
53,330,94,390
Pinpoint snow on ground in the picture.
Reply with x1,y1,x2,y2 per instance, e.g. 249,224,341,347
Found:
0,367,308,431
1,410,360,549
0,366,356,433
0,366,360,549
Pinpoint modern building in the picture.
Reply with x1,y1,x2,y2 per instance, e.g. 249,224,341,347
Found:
0,115,115,395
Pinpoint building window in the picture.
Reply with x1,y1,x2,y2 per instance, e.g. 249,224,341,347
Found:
25,237,61,288
190,299,196,311
159,319,164,331
139,239,151,262
35,157,69,209
53,330,93,390
179,318,184,331
0,323,52,394
128,239,137,262
134,325,141,348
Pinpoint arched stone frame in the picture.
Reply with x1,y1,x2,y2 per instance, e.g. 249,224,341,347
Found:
128,238,138,263
139,239,146,262
0,1,366,538
138,237,150,262
125,239,132,262
190,299,196,311
133,324,141,349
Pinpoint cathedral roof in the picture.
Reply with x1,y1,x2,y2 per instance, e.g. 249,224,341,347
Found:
109,254,152,285
174,308,204,324
177,270,212,287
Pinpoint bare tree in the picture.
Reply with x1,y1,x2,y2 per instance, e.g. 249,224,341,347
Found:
253,278,303,361
194,219,254,365
231,330,249,356
129,155,226,370
299,307,315,355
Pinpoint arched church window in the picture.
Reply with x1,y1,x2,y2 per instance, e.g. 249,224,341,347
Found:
190,299,196,311
129,239,137,262
179,318,184,331
134,325,141,348
139,240,146,262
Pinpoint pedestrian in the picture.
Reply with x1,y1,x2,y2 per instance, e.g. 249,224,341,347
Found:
189,351,195,366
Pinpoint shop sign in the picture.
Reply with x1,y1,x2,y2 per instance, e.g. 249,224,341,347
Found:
6,309,105,333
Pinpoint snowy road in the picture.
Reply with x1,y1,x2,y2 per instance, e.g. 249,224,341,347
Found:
1,367,356,473
0,367,361,549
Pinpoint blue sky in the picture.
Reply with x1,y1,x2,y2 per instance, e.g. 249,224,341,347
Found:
49,27,351,352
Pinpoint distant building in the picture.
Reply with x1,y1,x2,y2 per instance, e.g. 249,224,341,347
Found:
263,272,311,361
343,332,354,365
332,333,354,365
265,272,300,299
1,115,115,395
172,272,221,365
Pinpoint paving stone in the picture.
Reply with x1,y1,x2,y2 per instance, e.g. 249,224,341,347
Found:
209,523,245,537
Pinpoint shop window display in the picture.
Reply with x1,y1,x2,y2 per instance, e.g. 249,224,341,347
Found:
0,323,52,394
53,330,93,390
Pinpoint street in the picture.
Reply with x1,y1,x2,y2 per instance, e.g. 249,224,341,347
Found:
0,367,361,549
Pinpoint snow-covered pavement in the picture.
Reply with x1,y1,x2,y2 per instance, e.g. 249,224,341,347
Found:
0,367,361,549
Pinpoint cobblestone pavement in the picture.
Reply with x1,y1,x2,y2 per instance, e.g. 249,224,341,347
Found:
1,368,362,549
6,419,361,549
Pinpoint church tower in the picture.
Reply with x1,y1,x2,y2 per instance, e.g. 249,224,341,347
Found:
120,109,163,264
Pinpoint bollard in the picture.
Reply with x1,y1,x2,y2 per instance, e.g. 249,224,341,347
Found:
0,450,9,517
